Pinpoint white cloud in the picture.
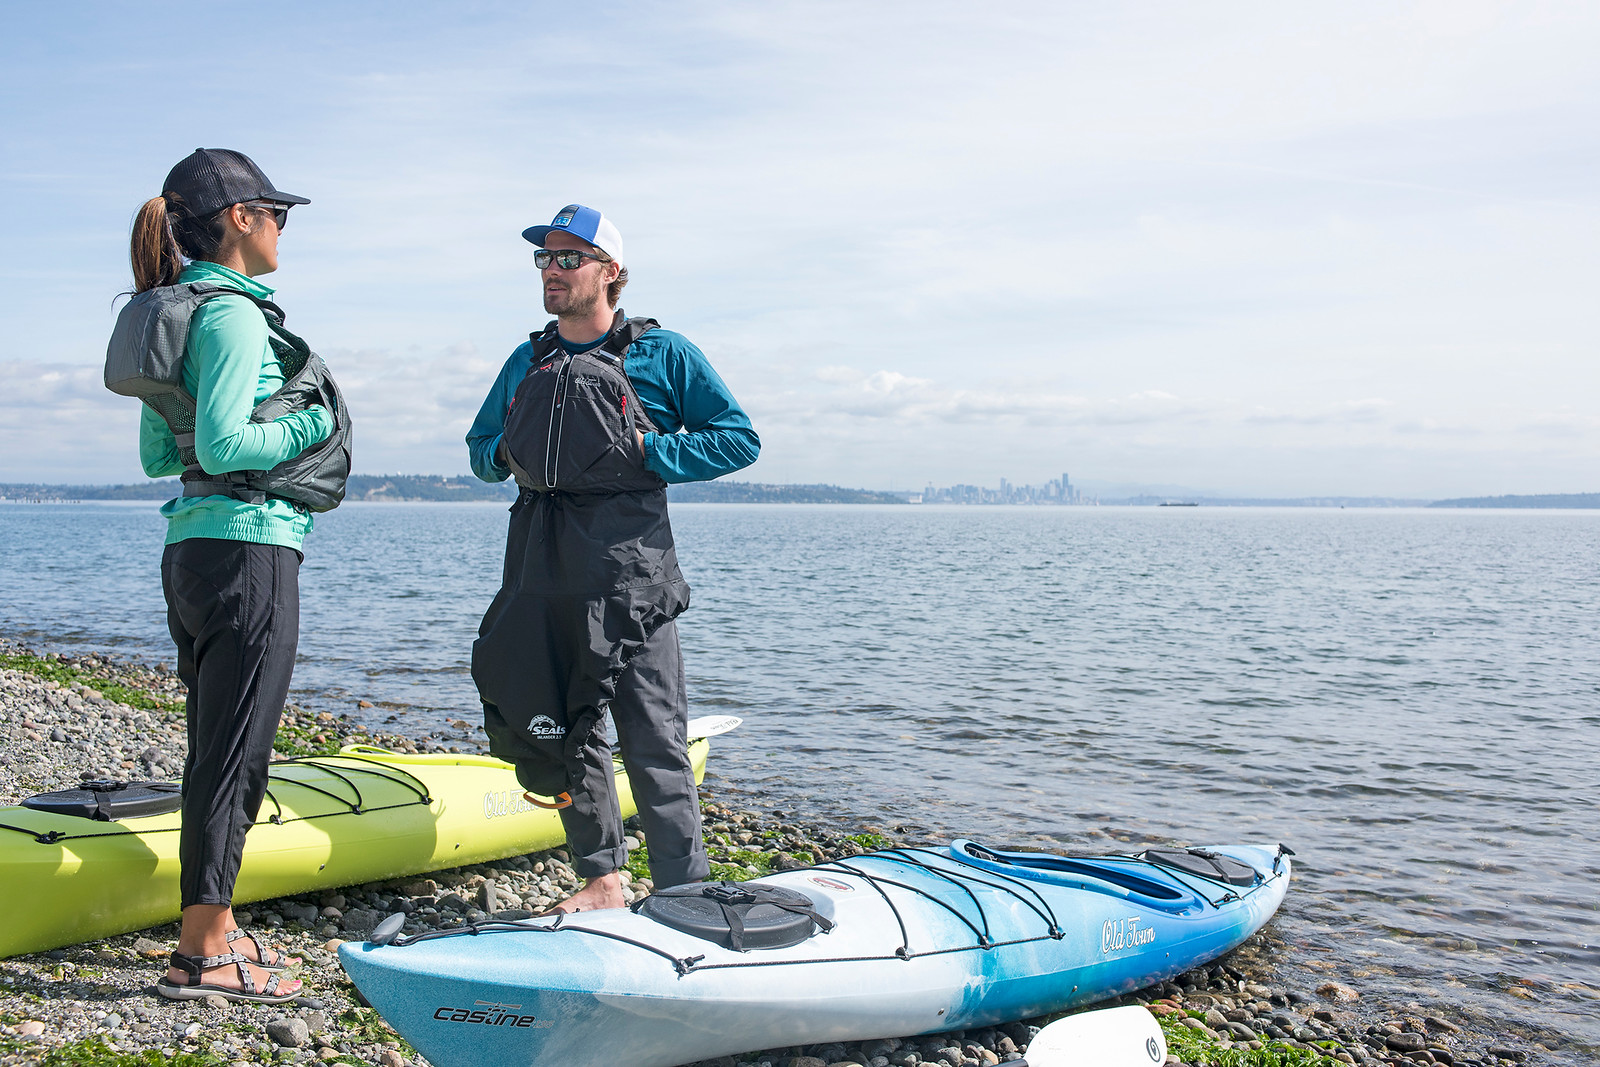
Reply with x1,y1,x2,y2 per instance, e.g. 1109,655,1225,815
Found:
0,361,144,482
319,343,500,470
1242,398,1394,426
2,1,1598,496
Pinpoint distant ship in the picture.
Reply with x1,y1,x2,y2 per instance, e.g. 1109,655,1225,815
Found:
1159,501,1199,507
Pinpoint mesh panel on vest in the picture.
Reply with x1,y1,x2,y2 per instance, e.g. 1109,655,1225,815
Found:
268,330,308,378
145,393,198,465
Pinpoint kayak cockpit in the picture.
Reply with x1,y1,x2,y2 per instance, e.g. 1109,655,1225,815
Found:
950,840,1262,912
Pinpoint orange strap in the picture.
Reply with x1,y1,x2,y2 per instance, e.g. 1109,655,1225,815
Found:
524,791,573,810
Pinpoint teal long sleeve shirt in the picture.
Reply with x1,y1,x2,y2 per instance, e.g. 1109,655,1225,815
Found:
466,322,759,485
137,261,333,548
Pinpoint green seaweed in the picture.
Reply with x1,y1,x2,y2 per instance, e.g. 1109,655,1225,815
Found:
270,714,344,758
624,844,652,882
0,653,182,718
32,1035,226,1067
0,648,343,759
704,847,774,882
706,863,748,882
1158,1015,1345,1066
337,997,415,1057
843,831,892,852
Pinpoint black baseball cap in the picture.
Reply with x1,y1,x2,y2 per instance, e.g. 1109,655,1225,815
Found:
162,148,309,218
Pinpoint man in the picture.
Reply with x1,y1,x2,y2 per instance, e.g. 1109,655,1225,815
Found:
467,204,759,912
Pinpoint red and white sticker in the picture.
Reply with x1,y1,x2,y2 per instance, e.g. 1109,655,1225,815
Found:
807,876,855,893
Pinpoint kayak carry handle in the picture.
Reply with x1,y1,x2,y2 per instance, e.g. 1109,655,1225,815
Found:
370,912,406,946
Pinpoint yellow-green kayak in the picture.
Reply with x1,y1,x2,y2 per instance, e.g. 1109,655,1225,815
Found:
0,718,730,959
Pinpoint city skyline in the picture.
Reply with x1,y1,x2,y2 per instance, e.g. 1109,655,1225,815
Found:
921,473,1091,506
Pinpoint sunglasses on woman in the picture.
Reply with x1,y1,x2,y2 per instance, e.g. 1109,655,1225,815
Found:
244,201,291,230
534,248,605,270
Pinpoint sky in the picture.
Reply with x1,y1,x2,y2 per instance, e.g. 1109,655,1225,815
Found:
2,1,1597,498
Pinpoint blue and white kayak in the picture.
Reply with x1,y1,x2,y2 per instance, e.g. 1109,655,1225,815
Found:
340,840,1292,1067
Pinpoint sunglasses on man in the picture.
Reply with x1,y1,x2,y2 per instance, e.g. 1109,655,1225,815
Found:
534,248,606,270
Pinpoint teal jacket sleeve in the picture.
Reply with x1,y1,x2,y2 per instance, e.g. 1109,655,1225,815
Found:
634,334,760,484
466,343,533,483
138,404,183,478
189,297,332,475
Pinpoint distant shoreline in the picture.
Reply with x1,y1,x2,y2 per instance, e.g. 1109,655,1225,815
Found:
3,479,1599,509
1426,492,1600,509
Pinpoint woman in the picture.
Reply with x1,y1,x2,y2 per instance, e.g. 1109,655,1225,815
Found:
121,148,337,1003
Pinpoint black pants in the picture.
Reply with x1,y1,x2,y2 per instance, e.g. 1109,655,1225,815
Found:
556,620,709,888
161,538,300,908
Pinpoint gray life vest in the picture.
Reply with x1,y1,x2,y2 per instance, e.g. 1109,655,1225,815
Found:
501,313,666,495
104,282,352,512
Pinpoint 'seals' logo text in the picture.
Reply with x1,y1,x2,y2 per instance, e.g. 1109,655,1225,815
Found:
526,714,564,739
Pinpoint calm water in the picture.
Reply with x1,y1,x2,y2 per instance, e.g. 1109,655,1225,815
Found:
2,502,1596,1059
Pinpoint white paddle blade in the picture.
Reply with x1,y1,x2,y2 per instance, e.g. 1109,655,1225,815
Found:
1021,1005,1167,1067
687,715,743,740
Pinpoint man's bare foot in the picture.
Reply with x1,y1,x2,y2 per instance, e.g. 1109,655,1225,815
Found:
544,872,627,914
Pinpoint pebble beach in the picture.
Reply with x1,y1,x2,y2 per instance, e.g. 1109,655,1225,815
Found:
0,636,1547,1067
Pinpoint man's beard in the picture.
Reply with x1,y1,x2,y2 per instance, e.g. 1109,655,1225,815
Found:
544,278,605,317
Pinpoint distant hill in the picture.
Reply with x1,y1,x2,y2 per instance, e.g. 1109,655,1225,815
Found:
346,474,515,502
667,481,907,504
1101,494,1433,507
0,476,517,503
0,480,179,501
1430,493,1600,509
0,477,898,505
349,477,908,503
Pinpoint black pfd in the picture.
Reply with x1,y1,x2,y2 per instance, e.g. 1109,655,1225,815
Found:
472,309,690,799
500,312,665,495
104,282,352,512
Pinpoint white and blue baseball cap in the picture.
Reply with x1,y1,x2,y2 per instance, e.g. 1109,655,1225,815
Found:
521,204,624,264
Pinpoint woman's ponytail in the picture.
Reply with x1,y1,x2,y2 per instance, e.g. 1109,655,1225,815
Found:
129,192,236,292
129,195,184,293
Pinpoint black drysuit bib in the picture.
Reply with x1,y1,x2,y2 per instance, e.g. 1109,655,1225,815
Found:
472,314,691,797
